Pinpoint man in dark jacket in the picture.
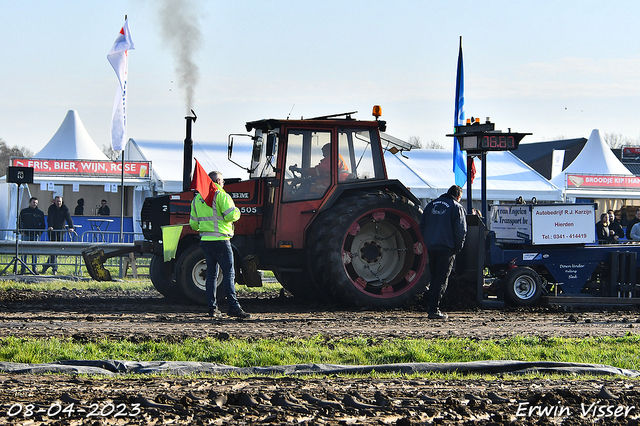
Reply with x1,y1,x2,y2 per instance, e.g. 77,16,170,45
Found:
43,196,74,275
19,197,45,274
607,209,624,240
625,208,640,240
419,185,467,319
97,199,110,216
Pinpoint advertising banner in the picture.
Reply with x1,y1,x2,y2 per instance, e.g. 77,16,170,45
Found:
565,174,640,190
11,158,151,179
489,205,532,243
531,204,596,245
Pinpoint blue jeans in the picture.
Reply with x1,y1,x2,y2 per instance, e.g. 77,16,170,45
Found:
21,232,41,273
46,229,65,273
199,239,240,311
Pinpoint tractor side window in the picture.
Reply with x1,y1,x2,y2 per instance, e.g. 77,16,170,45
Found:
338,129,381,181
283,130,331,202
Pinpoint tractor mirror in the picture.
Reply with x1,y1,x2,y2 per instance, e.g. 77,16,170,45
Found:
266,133,277,157
228,137,234,160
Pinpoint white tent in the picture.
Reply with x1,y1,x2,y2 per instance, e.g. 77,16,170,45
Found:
384,148,563,203
1,110,149,238
34,110,109,160
550,129,635,199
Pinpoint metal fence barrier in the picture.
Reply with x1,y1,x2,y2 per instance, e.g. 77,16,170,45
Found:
0,228,148,277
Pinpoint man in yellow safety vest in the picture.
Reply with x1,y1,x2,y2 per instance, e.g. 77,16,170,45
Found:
190,171,250,319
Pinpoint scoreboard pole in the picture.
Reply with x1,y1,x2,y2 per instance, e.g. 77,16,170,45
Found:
466,154,473,213
481,151,487,218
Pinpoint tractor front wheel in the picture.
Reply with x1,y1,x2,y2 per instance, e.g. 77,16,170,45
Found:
175,245,224,306
149,255,184,300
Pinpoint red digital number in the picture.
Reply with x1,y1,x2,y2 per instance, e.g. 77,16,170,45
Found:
482,135,516,150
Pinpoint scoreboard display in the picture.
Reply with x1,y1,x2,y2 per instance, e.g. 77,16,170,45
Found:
461,134,519,151
448,120,531,153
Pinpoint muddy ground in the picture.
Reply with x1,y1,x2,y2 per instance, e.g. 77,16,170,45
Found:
0,281,639,424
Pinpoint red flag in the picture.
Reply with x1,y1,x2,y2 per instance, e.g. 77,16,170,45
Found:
470,157,476,184
189,159,220,206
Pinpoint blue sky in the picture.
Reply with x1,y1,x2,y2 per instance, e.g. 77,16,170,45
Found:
2,0,640,154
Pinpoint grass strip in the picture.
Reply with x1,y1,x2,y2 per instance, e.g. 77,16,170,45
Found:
0,335,639,370
0,279,154,292
0,278,280,293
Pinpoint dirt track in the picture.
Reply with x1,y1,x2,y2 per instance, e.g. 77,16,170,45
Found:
0,284,639,424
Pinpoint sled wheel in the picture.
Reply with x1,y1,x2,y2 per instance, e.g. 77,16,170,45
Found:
504,266,543,306
175,245,223,306
149,255,184,299
307,191,428,309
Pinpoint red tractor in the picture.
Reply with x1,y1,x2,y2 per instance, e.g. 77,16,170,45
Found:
109,108,429,308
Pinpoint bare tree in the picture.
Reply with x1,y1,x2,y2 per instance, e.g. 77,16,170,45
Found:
0,138,34,177
102,144,120,161
604,132,637,149
424,140,444,149
409,136,445,149
411,135,444,149
408,136,422,149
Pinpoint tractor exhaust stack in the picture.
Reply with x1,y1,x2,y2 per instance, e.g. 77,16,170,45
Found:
183,110,197,192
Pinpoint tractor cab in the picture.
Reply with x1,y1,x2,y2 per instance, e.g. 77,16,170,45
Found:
228,109,396,248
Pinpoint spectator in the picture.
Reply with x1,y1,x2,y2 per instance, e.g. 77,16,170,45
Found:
607,209,624,240
97,199,110,216
596,213,617,243
619,206,630,227
19,197,45,274
74,198,84,215
419,185,467,320
630,221,640,241
625,208,640,240
43,196,74,275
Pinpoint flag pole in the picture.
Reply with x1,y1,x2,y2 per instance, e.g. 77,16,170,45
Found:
120,14,126,244
120,145,125,243
453,36,467,191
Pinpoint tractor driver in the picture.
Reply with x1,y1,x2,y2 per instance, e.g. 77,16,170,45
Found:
291,143,349,195
310,143,350,183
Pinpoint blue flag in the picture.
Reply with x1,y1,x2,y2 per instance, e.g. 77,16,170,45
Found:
453,37,466,187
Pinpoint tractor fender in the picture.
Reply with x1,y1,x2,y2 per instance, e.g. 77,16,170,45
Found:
317,179,421,215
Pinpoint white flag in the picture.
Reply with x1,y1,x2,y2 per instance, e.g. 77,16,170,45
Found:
107,18,135,151
551,149,565,179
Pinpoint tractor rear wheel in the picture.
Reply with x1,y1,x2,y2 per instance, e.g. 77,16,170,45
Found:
307,191,428,309
149,255,184,299
175,245,224,306
504,266,543,306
